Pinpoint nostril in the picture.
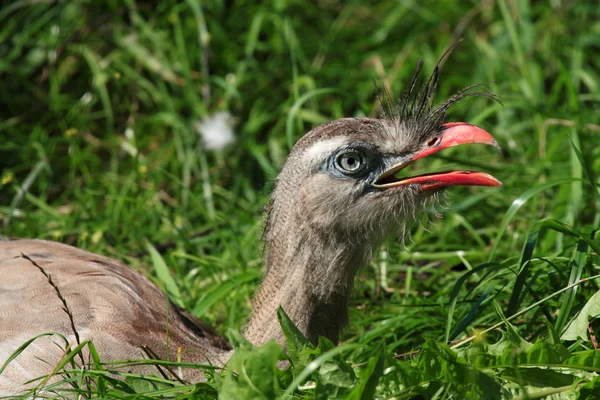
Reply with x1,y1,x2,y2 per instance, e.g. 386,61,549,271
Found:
427,137,440,147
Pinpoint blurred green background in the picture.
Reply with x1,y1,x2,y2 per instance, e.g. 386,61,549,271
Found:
1,0,600,397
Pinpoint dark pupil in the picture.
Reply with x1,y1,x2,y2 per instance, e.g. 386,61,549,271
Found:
336,152,363,174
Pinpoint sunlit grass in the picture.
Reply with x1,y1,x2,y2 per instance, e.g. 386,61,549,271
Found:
1,0,599,398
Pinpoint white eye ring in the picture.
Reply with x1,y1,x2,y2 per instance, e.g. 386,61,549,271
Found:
335,151,366,175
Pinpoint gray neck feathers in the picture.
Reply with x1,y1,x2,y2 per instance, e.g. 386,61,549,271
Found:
244,160,370,346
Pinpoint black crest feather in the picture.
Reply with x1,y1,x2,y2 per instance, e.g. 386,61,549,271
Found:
376,56,500,143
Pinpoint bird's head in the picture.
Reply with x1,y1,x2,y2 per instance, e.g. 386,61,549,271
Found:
264,66,502,267
249,66,503,346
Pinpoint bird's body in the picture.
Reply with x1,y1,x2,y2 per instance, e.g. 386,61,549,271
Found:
0,70,502,395
0,239,231,390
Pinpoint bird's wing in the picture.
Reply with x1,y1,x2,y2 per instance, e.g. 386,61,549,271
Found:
0,239,231,394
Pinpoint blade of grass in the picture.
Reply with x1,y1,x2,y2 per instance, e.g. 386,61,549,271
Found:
452,274,600,350
0,332,69,375
5,158,47,230
285,88,338,149
489,178,575,261
445,262,502,343
192,271,261,316
87,341,107,396
146,240,183,307
571,137,600,199
506,226,540,317
555,238,590,335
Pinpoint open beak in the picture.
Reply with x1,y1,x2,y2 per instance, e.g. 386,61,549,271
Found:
374,122,502,191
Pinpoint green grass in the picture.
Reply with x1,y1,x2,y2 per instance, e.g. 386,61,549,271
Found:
1,0,600,398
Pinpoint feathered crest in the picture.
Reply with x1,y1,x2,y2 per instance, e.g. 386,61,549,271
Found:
375,50,499,142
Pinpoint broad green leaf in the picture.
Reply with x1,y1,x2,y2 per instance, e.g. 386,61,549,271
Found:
315,337,357,400
490,302,534,358
277,306,315,370
220,340,286,400
498,367,575,388
347,350,384,400
561,289,600,341
565,350,600,371
124,376,173,393
281,343,362,399
526,341,570,364
577,376,600,399
418,340,501,399
463,339,570,370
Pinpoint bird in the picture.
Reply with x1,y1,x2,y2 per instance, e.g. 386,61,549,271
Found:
0,66,502,394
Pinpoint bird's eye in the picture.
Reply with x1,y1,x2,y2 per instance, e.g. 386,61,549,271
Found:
335,150,366,175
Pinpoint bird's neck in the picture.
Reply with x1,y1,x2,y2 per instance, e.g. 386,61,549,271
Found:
244,229,368,347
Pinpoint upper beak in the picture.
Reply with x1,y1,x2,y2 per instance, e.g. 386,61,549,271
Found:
374,122,503,191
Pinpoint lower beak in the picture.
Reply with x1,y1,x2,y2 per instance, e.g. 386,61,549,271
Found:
389,170,501,191
374,122,502,190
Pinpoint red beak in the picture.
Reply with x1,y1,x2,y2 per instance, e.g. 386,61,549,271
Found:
374,122,502,190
